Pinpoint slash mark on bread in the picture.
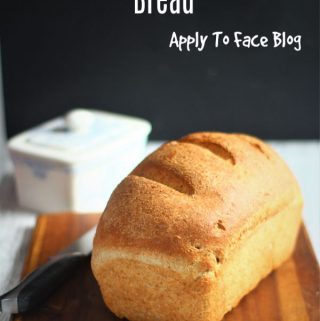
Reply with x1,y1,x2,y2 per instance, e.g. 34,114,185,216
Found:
180,140,236,165
237,134,271,160
132,164,195,195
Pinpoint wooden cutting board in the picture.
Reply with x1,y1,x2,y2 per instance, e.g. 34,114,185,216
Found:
14,213,319,321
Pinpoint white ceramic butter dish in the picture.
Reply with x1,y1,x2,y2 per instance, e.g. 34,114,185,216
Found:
8,109,151,213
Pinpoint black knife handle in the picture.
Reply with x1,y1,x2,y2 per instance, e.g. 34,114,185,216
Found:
0,252,86,314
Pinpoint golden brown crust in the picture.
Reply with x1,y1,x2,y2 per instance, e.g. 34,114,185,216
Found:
93,132,301,262
91,132,303,321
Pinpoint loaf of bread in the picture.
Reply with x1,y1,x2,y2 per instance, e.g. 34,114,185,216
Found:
91,132,303,321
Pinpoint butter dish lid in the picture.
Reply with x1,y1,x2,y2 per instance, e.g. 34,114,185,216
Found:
8,109,152,164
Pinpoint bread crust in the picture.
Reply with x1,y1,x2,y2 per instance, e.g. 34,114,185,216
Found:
91,132,303,321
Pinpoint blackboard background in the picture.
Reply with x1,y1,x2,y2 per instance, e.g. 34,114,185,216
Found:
0,0,319,140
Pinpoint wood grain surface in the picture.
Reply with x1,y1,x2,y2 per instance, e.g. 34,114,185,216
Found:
14,213,320,321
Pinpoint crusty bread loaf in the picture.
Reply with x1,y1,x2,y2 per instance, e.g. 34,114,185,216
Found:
91,132,303,321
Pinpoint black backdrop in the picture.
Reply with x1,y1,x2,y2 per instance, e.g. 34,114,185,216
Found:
0,0,319,140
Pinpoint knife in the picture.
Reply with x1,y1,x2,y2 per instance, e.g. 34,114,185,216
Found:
0,225,96,314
